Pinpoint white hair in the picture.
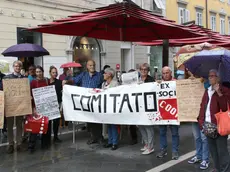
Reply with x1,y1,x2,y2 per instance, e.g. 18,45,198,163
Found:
162,66,172,72
104,67,115,78
209,69,220,77
139,63,150,71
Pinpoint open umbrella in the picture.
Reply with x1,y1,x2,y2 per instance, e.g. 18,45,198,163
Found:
184,49,230,81
60,62,82,68
2,43,50,57
28,1,204,42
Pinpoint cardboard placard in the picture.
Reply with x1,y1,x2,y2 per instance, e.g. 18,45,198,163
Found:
3,78,32,117
0,91,4,129
176,79,205,122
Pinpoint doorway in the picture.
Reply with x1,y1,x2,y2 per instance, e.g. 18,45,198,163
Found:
17,27,43,71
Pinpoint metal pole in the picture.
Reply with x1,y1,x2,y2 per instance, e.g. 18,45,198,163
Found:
205,0,208,28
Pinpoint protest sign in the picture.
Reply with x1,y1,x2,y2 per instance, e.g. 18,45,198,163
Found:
32,85,60,120
63,81,179,125
0,91,4,129
3,78,32,117
121,71,139,85
176,79,205,122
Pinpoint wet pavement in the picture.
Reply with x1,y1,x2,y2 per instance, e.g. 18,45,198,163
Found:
0,124,229,172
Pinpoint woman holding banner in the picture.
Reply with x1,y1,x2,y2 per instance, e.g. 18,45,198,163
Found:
102,67,119,150
49,66,62,143
29,66,50,152
138,63,155,155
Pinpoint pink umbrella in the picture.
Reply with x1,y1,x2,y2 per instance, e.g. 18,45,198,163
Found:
60,62,82,68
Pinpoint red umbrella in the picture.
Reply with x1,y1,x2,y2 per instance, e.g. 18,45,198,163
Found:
28,1,204,42
60,62,82,68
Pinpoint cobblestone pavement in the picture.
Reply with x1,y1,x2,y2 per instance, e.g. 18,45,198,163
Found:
0,124,229,172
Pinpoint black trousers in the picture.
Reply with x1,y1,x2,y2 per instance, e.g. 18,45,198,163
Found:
87,123,103,141
129,125,137,141
53,118,60,139
29,118,61,148
2,116,7,133
207,135,230,172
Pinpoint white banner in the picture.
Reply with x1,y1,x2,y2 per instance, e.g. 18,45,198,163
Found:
63,81,179,125
32,85,60,120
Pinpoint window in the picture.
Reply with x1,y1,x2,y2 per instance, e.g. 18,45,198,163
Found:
178,7,190,24
210,15,216,31
228,20,230,35
220,18,225,35
196,12,202,26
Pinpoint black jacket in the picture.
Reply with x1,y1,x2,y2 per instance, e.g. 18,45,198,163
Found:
49,78,62,103
143,75,155,83
0,72,5,90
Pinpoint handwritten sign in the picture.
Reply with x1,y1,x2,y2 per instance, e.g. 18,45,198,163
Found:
176,79,205,122
3,78,32,117
32,85,60,120
0,91,4,129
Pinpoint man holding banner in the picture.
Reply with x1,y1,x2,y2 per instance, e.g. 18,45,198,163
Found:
63,59,104,145
156,66,180,160
3,61,25,154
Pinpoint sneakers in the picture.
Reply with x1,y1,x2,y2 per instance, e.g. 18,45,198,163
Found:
53,137,62,143
200,161,209,170
172,152,179,160
142,148,154,155
156,149,167,158
188,156,202,164
140,145,148,152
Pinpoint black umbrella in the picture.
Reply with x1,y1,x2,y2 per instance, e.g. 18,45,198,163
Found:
2,43,50,57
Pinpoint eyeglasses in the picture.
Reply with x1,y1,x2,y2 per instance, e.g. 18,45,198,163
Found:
209,75,217,78
140,68,148,71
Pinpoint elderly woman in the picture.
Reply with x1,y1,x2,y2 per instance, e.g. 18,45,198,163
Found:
102,68,119,150
138,63,155,155
198,69,230,172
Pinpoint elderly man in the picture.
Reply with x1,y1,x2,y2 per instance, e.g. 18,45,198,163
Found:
102,68,119,150
63,60,104,145
156,66,180,160
3,60,25,154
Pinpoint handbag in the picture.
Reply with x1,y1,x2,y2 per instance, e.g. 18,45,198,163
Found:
203,121,218,139
215,106,230,136
24,113,49,134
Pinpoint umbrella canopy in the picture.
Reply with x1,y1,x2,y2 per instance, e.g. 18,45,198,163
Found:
184,49,230,81
60,62,82,68
2,43,50,57
28,1,204,42
174,42,217,69
135,24,230,47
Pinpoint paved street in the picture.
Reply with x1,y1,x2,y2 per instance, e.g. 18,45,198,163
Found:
0,123,229,172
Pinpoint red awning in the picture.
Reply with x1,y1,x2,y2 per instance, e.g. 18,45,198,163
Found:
28,1,205,42
135,24,230,47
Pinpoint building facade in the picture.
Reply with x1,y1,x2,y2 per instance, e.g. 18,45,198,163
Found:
0,0,156,77
166,0,230,34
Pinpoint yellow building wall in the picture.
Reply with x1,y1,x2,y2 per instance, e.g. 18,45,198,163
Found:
166,0,230,34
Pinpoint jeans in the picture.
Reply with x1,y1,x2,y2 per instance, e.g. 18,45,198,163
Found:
108,124,118,145
192,122,209,161
207,135,230,172
159,125,179,153
139,125,154,149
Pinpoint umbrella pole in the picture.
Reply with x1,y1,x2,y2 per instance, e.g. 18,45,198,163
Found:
162,39,169,67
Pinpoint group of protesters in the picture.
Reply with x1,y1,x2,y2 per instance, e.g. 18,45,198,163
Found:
0,59,230,172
